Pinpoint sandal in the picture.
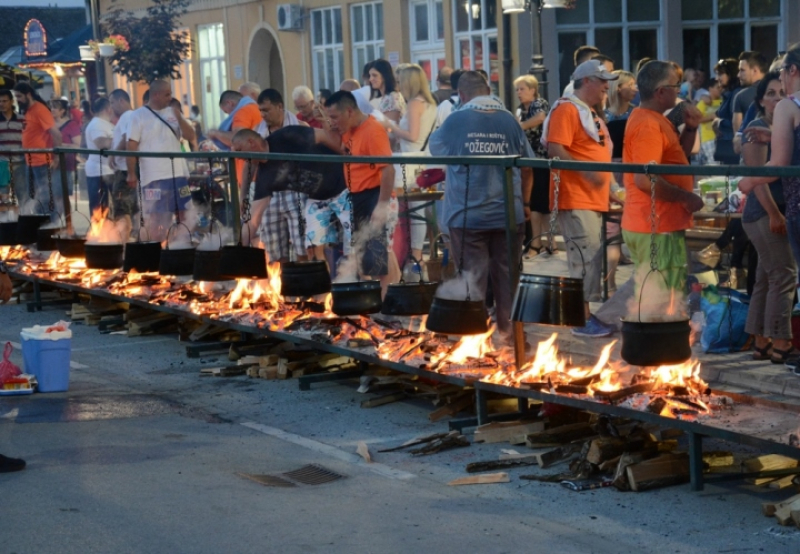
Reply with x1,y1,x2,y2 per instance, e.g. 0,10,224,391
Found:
523,245,542,260
771,346,799,365
752,342,773,361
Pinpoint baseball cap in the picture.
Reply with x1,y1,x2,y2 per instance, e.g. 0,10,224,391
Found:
571,60,618,82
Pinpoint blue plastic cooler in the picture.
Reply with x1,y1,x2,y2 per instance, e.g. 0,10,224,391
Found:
21,336,71,392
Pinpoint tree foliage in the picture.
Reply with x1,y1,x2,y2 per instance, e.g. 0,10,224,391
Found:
104,0,191,83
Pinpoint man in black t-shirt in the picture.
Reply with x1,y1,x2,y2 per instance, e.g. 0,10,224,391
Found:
232,127,349,262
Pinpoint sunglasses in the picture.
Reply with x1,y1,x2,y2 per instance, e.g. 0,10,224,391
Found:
591,111,606,147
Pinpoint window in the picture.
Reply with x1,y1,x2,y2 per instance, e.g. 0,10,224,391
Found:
197,23,227,131
410,0,445,91
554,0,660,91
453,0,498,94
311,7,344,92
351,2,384,79
682,0,783,74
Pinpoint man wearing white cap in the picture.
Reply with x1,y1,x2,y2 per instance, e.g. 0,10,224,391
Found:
540,59,618,338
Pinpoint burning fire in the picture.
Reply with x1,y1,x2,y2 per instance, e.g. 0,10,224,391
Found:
86,207,122,244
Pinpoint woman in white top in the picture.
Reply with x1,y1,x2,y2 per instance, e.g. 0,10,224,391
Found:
387,64,438,268
369,59,406,124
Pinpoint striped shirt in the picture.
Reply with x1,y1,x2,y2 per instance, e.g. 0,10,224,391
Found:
0,112,24,162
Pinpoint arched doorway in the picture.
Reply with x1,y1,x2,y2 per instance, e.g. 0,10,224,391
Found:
248,27,284,97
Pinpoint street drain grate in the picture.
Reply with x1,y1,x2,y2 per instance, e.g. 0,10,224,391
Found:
236,473,297,487
282,464,346,485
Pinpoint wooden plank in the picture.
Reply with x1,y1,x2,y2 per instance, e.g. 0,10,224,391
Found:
743,454,799,473
702,451,734,468
448,472,510,486
626,453,690,492
762,493,800,517
768,475,798,490
473,420,546,444
535,445,581,469
361,391,407,409
524,422,596,447
775,498,800,526
428,392,474,422
498,450,542,462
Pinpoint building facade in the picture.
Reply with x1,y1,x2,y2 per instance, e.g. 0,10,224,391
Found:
96,0,800,125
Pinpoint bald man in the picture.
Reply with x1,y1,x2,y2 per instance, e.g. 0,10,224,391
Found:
339,79,378,117
126,80,196,243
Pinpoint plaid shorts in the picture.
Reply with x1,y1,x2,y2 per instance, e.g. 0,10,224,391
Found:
305,188,351,251
260,189,307,260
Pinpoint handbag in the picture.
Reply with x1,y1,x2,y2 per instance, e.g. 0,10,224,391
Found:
416,168,445,189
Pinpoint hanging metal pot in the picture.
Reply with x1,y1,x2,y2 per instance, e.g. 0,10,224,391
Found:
620,320,691,366
54,235,86,258
159,223,196,276
620,167,692,367
381,281,439,316
426,297,490,335
54,211,90,259
331,280,382,315
193,249,224,281
219,223,267,280
0,221,18,246
36,226,64,251
16,214,50,245
280,260,332,297
511,273,586,327
85,243,124,269
123,227,161,273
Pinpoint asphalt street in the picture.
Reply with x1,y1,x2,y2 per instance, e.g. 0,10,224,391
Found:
2,301,800,553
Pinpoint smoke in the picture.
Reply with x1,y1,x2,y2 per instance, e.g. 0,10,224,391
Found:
40,221,62,230
626,266,688,322
333,212,389,283
197,225,234,251
434,270,483,301
86,216,128,245
21,199,40,216
0,210,18,223
162,224,194,250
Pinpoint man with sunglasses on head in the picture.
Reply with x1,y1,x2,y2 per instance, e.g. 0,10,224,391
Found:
621,60,704,313
541,59,618,337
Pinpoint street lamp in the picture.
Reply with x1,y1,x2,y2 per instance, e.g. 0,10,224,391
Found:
502,0,573,101
88,0,106,95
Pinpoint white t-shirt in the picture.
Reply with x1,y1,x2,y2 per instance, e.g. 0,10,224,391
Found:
84,117,115,177
127,106,189,187
111,109,134,171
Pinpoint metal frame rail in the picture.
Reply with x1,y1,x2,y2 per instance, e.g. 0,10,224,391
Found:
10,268,800,491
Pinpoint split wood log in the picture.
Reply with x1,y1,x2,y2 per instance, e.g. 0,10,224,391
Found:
277,359,289,380
536,444,582,469
410,431,470,456
378,432,449,453
595,382,654,404
258,366,279,380
473,420,545,444
768,475,798,490
626,453,690,492
448,472,509,486
775,498,800,526
524,422,596,448
762,493,800,517
428,392,474,422
465,459,538,473
498,450,542,462
743,454,799,473
360,391,407,409
702,451,734,468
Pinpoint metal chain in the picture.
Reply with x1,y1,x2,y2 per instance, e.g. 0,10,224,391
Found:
724,172,734,352
26,155,35,200
460,164,471,300
646,163,659,272
46,155,55,214
136,158,145,229
400,164,411,283
548,157,560,247
7,157,16,206
345,143,356,248
296,189,306,257
170,157,179,220
206,157,215,227
242,159,252,224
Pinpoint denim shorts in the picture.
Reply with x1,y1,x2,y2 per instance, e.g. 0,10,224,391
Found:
142,177,191,214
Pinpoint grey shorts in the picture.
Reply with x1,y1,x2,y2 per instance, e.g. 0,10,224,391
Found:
557,209,603,303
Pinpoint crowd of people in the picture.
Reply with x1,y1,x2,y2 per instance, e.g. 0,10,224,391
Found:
2,44,800,357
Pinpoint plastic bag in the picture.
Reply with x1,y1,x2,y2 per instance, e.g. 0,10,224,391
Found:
20,321,72,341
0,342,22,384
700,287,751,353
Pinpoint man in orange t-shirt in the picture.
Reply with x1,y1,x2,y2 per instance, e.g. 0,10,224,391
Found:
13,82,63,222
206,90,263,181
325,90,394,290
622,60,704,304
544,59,617,337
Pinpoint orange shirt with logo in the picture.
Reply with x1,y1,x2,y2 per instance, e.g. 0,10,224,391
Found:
342,116,391,193
22,101,56,167
232,103,264,183
546,102,612,212
622,108,694,234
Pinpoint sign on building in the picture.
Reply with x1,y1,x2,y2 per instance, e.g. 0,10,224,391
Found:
24,19,48,58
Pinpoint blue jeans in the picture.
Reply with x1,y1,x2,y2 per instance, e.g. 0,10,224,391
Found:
87,174,113,214
29,165,64,224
